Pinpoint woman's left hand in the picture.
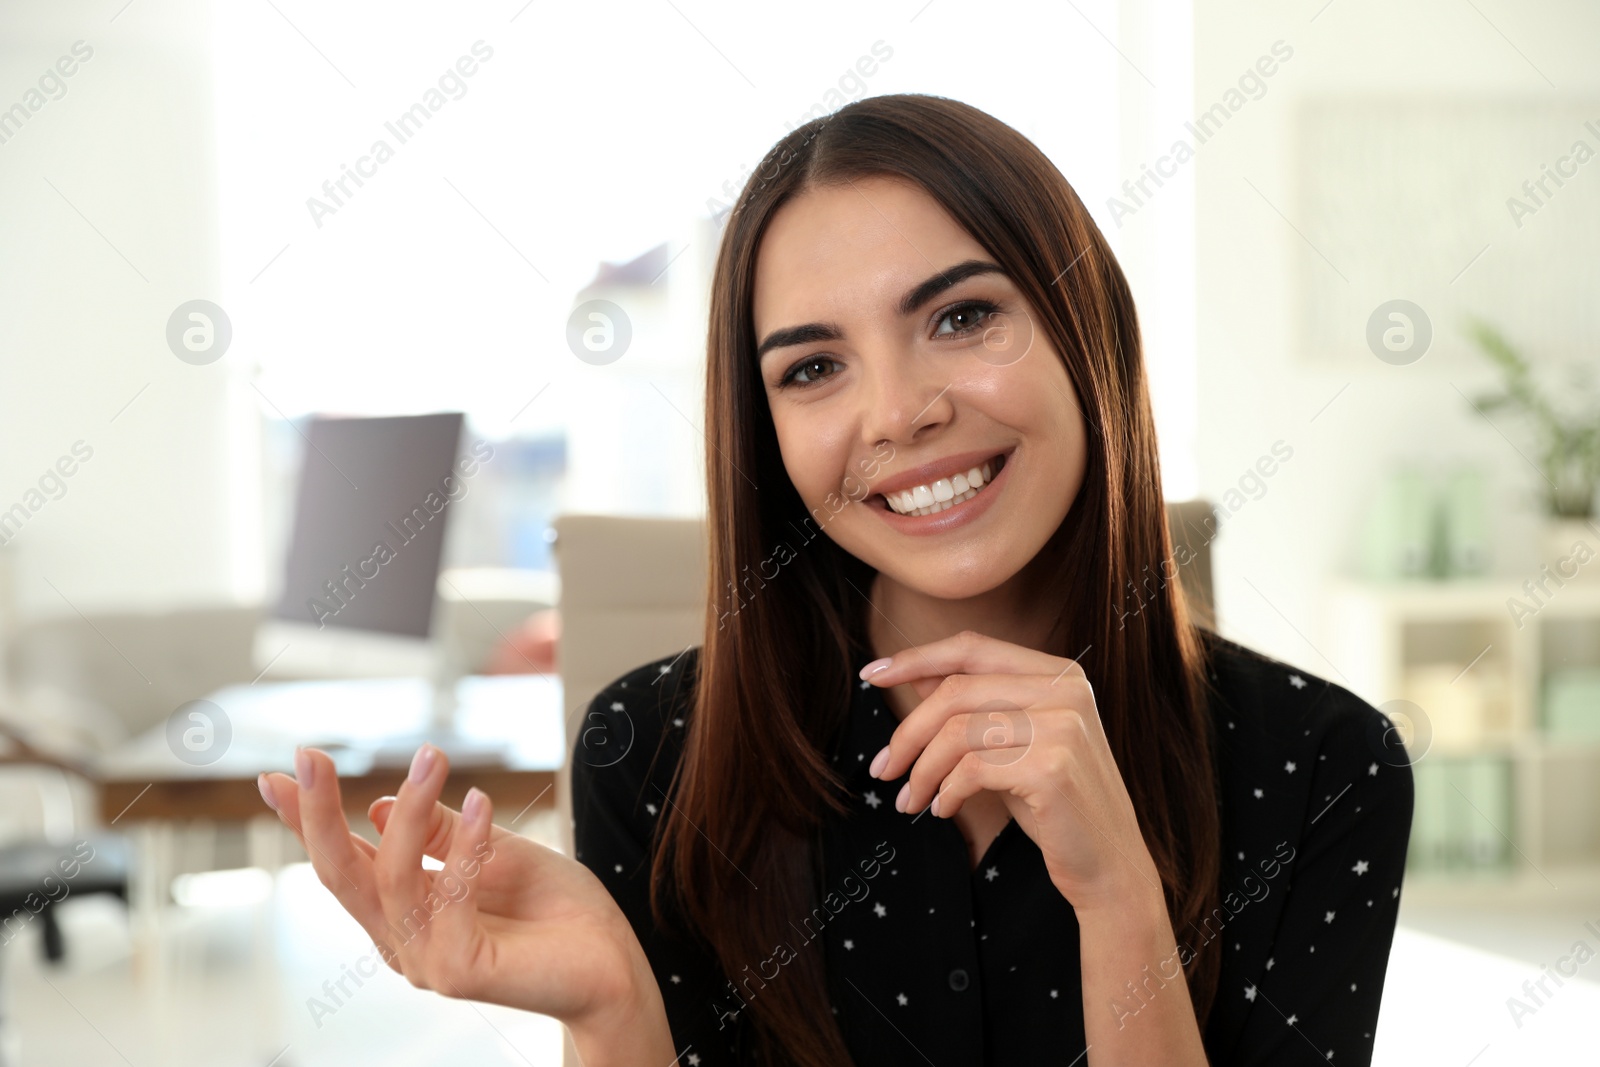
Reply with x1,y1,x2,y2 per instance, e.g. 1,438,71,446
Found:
863,630,1163,913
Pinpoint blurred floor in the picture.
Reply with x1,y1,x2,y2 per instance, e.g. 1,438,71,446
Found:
1378,915,1600,1065
6,851,1600,1065
0,811,566,1067
1379,871,1600,1066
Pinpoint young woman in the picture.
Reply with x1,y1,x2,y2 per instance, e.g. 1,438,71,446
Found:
259,94,1413,1066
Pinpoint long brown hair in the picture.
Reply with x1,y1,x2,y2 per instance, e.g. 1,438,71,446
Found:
648,92,1222,1066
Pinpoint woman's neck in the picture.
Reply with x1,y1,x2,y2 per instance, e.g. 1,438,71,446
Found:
867,574,1052,655
864,558,1061,719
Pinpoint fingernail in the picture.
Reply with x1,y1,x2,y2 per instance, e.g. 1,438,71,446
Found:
858,658,893,681
258,774,277,811
868,746,890,779
930,793,942,817
462,786,486,824
895,782,910,813
294,747,314,788
409,743,436,785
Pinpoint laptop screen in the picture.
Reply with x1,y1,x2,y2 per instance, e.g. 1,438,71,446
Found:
272,412,464,639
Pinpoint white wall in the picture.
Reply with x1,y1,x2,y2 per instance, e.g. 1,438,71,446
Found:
1113,0,1200,501
1185,0,1600,675
0,0,246,618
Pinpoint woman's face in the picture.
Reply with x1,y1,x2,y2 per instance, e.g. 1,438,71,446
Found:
751,175,1089,601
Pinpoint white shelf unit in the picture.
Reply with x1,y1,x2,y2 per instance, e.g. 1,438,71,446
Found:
1327,579,1600,877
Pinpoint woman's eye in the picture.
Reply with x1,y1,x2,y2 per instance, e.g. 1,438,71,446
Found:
933,300,999,337
779,356,840,389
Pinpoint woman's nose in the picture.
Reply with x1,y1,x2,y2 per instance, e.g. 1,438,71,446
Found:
858,350,955,446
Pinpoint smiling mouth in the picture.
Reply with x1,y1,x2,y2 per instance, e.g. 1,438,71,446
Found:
871,451,1010,517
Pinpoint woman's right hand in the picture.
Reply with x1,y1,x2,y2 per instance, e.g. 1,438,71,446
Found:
258,744,674,1060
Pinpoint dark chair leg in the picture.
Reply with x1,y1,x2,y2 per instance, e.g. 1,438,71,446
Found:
40,907,64,963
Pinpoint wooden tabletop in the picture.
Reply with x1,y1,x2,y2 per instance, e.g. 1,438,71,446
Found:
95,675,568,826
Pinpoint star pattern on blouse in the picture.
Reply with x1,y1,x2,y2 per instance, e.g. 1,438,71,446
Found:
686,1054,699,1065
579,642,1412,1064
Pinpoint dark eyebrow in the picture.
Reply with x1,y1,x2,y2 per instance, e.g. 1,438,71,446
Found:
754,259,1007,360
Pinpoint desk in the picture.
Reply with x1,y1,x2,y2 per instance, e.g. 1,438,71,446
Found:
95,674,568,825
91,674,567,977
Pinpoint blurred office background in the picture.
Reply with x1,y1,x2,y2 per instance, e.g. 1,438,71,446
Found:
2,0,1599,1064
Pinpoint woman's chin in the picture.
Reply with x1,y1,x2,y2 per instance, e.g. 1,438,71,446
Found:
870,561,1018,603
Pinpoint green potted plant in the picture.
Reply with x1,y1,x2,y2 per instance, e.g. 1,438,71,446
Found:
1465,318,1600,579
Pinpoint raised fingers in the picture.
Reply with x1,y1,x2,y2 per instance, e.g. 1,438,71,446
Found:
290,749,370,892
261,751,392,952
263,771,378,862
425,786,493,998
368,792,516,860
373,745,450,961
376,745,448,871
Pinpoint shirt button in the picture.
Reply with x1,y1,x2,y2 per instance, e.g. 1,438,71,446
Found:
948,968,970,991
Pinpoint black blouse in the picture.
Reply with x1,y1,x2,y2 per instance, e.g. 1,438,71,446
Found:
570,630,1414,1066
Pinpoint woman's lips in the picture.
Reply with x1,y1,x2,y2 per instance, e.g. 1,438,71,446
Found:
866,447,1014,535
876,451,998,518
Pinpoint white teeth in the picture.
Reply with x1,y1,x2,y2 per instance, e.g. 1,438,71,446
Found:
881,456,1004,517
